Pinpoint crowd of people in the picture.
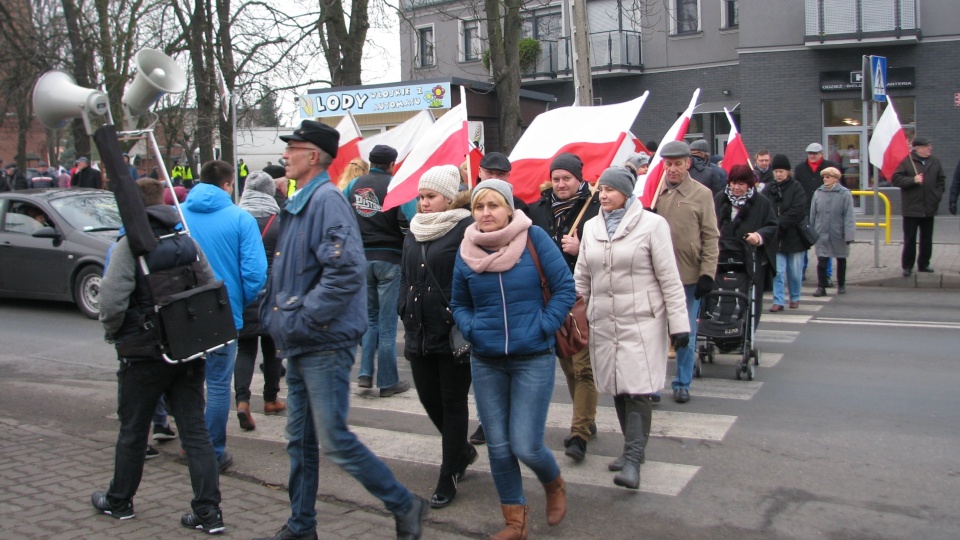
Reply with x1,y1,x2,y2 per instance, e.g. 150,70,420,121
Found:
82,118,951,540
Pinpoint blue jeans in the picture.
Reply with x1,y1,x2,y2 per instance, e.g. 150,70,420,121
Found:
284,346,412,535
672,284,700,391
153,395,169,428
471,352,560,505
205,340,237,459
359,260,401,388
774,252,804,305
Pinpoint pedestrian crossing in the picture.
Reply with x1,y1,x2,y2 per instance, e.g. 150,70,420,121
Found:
221,286,831,498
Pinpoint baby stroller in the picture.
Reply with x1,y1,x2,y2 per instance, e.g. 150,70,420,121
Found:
695,238,760,381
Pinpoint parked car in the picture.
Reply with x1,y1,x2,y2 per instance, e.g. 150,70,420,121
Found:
0,188,121,318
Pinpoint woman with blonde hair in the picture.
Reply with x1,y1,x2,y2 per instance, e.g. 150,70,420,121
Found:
336,158,369,191
451,179,575,539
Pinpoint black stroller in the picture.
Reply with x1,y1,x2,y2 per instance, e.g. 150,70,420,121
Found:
695,238,760,381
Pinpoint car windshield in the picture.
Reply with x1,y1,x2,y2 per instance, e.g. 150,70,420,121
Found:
50,194,122,231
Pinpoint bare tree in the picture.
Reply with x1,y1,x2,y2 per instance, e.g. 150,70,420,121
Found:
484,0,523,151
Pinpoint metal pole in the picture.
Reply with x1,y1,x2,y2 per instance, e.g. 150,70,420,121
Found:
232,92,239,204
872,101,880,267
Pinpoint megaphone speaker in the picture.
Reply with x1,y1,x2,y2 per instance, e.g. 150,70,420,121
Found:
123,49,188,117
33,71,109,130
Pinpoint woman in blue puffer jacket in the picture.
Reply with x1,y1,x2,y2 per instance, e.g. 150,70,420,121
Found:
450,179,576,539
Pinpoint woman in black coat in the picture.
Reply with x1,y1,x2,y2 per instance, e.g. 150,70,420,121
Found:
764,154,808,312
398,165,477,509
714,164,779,326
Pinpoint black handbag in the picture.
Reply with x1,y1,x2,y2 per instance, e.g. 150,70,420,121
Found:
797,216,820,250
421,244,471,364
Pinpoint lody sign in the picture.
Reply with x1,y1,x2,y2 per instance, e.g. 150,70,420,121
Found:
299,82,452,118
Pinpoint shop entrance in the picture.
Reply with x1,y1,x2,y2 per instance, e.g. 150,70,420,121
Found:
823,129,866,209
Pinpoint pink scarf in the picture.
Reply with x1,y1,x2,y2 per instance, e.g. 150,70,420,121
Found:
460,210,532,273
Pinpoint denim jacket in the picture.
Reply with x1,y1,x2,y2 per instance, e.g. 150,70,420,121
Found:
261,172,368,357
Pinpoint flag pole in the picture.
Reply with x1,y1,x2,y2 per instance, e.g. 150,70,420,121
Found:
460,85,473,189
724,107,753,169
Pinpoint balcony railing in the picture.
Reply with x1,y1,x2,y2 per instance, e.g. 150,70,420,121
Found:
805,0,919,45
557,30,643,75
520,31,643,81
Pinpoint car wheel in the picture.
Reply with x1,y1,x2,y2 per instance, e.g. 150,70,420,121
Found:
74,266,102,319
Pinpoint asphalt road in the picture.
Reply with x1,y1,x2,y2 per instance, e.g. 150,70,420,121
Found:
1,287,958,539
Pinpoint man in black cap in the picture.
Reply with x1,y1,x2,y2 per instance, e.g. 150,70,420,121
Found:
891,137,945,276
258,121,428,540
345,144,411,397
72,157,103,189
478,151,529,212
653,140,719,405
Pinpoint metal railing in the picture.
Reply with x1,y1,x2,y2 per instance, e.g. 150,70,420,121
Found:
557,30,643,74
805,0,918,42
851,190,892,244
521,40,559,79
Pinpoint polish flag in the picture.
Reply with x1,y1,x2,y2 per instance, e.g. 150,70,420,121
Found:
466,145,484,188
608,132,651,170
383,103,469,210
636,88,700,208
868,99,911,181
720,107,750,174
508,93,649,203
327,112,362,182
357,110,435,170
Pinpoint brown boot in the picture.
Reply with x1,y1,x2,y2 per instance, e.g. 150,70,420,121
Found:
264,399,286,414
490,504,528,540
236,401,255,431
543,475,566,526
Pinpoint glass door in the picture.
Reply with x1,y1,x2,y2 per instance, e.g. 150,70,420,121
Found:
824,129,866,210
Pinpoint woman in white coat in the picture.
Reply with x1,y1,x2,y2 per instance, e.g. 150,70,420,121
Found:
574,167,690,490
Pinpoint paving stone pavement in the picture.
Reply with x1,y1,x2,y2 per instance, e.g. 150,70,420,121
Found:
0,417,468,540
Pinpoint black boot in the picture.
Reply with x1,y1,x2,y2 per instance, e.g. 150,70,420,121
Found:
613,396,649,490
430,473,457,509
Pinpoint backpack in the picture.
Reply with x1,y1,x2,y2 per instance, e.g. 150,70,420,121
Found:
116,231,236,363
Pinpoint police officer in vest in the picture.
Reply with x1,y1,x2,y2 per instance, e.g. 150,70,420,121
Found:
92,178,226,533
238,158,248,194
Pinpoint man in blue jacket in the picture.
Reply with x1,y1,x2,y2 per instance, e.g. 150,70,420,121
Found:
181,160,267,472
257,121,427,540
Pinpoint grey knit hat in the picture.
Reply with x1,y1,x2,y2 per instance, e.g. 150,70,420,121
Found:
472,179,515,210
597,167,637,197
625,152,649,169
245,171,276,196
418,165,461,202
550,153,584,183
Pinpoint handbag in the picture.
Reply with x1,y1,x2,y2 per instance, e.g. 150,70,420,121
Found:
420,244,471,364
797,216,820,250
526,238,589,358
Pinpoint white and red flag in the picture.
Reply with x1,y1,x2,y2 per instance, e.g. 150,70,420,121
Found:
508,93,649,203
868,98,911,181
327,111,363,182
382,103,469,210
357,110,435,171
636,88,700,208
720,107,750,174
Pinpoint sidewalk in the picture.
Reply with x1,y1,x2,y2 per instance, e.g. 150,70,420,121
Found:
0,417,468,540
844,230,960,289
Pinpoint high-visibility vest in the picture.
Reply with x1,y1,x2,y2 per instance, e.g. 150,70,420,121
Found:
239,162,248,179
286,179,297,197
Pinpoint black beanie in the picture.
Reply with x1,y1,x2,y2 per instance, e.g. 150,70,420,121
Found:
550,153,584,183
771,154,791,171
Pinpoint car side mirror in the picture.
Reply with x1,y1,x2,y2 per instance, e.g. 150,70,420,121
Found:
32,226,61,239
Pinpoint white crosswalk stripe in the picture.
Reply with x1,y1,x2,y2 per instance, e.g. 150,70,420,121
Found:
224,289,827,497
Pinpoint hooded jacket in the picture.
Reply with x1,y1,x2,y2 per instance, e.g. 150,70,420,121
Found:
688,155,727,196
182,182,267,329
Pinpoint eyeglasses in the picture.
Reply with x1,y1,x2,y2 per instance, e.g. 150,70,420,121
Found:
285,145,317,153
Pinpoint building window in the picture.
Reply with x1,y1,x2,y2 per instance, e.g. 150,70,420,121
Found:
521,7,562,42
674,0,699,34
417,26,435,67
723,0,738,28
461,19,480,62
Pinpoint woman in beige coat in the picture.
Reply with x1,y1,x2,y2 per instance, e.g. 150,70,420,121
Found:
574,167,690,489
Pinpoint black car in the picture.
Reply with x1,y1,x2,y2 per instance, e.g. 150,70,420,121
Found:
0,188,121,318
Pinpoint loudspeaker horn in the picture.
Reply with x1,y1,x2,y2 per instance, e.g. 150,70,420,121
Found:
32,71,109,131
123,49,188,117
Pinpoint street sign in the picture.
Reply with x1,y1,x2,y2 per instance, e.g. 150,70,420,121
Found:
870,55,887,102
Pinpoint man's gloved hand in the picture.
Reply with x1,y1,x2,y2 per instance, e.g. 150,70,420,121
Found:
670,332,690,350
950,202,957,215
694,275,715,300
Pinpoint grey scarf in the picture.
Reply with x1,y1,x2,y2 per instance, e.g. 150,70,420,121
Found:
239,189,280,218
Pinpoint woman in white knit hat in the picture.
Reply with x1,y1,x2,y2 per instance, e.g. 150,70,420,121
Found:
398,165,477,509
